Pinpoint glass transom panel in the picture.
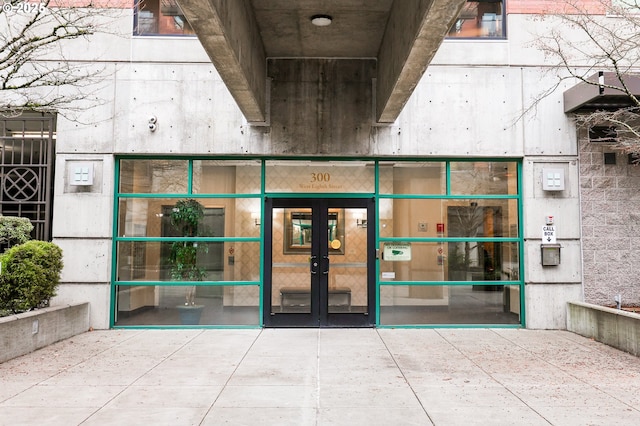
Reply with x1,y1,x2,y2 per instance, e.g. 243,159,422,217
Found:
265,160,374,193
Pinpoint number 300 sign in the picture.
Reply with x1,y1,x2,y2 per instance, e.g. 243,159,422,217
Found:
310,173,330,182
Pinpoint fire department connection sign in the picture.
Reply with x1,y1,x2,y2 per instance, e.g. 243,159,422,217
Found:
542,225,556,244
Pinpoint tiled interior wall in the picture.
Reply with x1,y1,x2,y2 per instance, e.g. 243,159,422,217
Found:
223,165,261,306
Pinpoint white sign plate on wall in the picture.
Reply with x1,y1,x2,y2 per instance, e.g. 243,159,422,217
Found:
542,225,556,244
383,243,412,261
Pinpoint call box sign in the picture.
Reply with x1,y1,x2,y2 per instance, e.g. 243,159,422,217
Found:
542,225,556,244
383,243,412,261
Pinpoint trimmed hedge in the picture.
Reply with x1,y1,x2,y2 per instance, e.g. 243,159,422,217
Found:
0,216,33,248
0,240,64,314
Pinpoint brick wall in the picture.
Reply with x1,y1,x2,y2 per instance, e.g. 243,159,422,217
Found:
579,132,640,307
508,0,607,15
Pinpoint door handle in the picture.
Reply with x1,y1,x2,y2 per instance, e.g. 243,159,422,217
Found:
310,255,318,275
322,255,329,275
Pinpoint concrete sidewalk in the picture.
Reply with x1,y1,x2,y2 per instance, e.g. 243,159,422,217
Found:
1,328,639,425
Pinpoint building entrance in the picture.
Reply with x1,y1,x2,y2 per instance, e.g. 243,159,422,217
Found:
263,198,375,327
111,158,523,328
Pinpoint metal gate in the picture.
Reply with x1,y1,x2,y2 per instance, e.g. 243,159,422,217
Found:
0,113,56,242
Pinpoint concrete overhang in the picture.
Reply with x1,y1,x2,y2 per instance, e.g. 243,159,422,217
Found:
176,0,467,124
564,72,640,113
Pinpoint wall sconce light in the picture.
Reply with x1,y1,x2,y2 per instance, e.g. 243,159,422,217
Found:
542,168,565,191
356,213,367,228
69,162,94,186
251,212,261,226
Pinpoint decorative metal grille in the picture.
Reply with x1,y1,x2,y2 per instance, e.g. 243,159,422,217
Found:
0,113,56,242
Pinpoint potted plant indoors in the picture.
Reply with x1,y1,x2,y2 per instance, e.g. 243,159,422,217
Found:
168,199,208,324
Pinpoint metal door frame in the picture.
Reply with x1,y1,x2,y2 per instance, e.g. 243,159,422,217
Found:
263,197,376,327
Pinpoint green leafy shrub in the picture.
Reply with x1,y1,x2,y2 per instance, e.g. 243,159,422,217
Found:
0,241,64,314
0,216,33,248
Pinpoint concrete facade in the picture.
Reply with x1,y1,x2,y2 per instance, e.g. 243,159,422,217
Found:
27,8,630,330
175,0,468,124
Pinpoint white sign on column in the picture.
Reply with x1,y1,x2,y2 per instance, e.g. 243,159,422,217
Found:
542,225,556,244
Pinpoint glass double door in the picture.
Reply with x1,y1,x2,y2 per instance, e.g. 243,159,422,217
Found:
264,198,375,327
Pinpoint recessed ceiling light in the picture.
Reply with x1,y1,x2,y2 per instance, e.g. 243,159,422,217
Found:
310,14,332,27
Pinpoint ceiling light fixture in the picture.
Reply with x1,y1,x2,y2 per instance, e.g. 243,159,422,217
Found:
310,14,332,27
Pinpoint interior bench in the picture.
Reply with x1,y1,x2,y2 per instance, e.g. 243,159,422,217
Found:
279,287,351,311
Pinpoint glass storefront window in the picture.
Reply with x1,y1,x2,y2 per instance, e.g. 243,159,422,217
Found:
116,241,260,282
379,242,519,283
445,241,519,282
445,199,519,237
134,0,195,36
114,158,522,328
379,285,520,325
378,162,446,195
119,160,188,194
450,161,517,195
379,242,446,282
114,285,259,326
192,160,262,194
118,198,261,239
265,160,375,193
448,0,505,39
378,198,519,239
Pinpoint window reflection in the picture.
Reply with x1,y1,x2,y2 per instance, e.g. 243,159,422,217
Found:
192,160,261,194
114,285,260,326
448,0,504,38
450,162,517,195
378,199,519,240
379,241,519,283
135,0,194,36
119,160,188,194
118,198,261,239
380,285,520,325
116,241,260,282
446,241,519,282
378,162,446,195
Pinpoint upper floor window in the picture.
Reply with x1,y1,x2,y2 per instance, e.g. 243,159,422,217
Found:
134,0,195,36
448,0,505,39
611,0,640,13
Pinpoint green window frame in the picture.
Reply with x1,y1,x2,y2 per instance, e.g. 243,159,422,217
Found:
111,157,263,328
111,157,524,328
375,160,524,327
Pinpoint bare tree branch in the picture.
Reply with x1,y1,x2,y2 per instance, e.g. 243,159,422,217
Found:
0,0,124,119
527,0,640,156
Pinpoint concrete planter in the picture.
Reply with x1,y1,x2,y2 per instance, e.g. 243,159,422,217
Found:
567,302,640,357
0,303,90,363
